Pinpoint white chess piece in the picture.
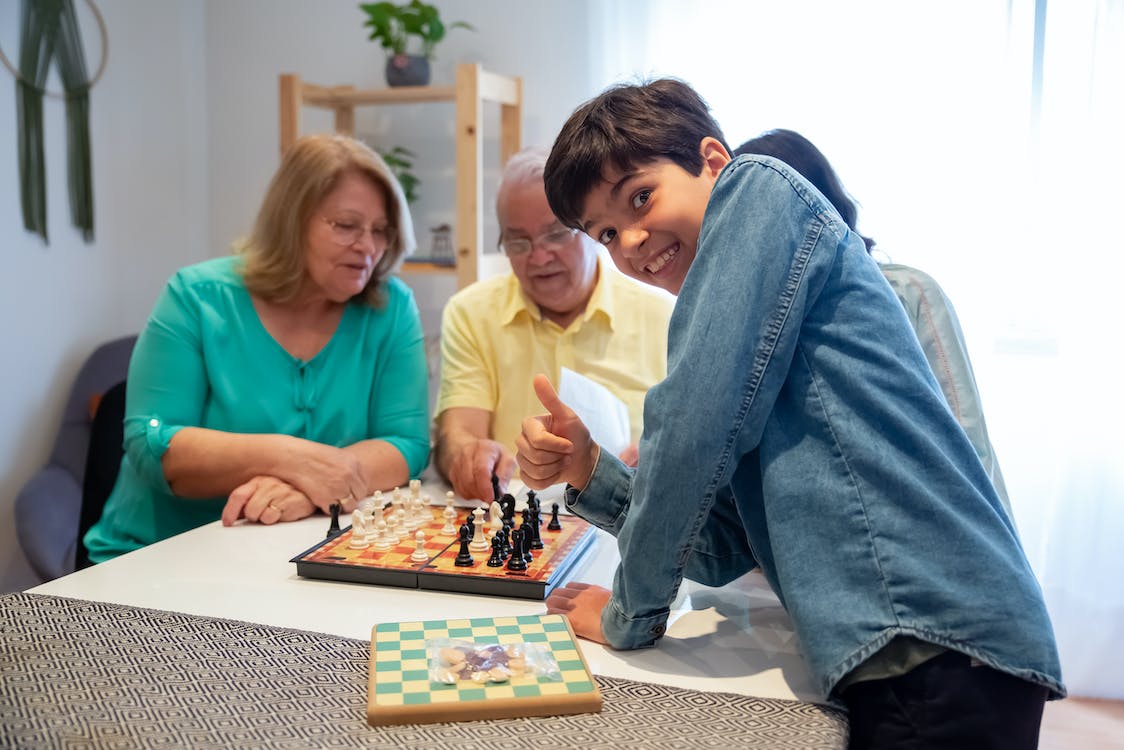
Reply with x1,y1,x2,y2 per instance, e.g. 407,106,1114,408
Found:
489,501,503,534
469,507,490,553
385,513,400,544
409,478,421,499
410,530,428,562
348,509,370,549
372,519,391,551
364,508,380,544
442,496,457,535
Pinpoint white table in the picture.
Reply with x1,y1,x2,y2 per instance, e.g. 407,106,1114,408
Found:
31,482,820,704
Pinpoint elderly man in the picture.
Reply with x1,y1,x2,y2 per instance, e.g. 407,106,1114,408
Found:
434,147,674,501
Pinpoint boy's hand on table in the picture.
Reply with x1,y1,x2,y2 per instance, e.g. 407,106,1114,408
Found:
516,374,599,491
546,582,611,645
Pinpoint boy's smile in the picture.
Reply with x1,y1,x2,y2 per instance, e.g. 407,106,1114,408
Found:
579,138,730,295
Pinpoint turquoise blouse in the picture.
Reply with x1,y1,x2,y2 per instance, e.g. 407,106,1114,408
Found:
85,256,430,562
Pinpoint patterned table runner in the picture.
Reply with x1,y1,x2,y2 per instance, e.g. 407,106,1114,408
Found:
0,593,847,749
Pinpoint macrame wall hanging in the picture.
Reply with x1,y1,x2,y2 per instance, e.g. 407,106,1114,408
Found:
0,0,108,244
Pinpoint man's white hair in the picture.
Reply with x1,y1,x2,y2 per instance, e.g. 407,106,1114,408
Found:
496,147,550,212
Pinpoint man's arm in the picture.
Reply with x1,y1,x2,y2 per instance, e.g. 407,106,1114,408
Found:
434,407,514,501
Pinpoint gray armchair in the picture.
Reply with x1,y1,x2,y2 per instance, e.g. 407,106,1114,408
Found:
16,335,136,583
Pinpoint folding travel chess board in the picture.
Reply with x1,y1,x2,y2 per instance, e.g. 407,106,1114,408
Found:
368,614,602,726
290,494,597,600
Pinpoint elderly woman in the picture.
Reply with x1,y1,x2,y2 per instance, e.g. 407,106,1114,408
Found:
85,134,430,563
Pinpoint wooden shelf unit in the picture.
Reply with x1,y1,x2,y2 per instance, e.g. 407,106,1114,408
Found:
279,64,522,289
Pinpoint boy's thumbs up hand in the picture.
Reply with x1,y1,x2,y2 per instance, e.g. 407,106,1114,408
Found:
516,374,600,491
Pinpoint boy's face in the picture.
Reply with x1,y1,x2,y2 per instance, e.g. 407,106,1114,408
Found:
579,138,729,295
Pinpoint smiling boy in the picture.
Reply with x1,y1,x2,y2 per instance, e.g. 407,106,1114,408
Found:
516,79,1064,748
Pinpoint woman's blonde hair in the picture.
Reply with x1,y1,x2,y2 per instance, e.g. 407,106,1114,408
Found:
239,134,416,307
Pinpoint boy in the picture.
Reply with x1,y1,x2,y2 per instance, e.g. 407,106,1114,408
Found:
516,79,1063,748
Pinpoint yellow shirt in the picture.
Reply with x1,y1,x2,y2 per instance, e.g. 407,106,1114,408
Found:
436,258,674,453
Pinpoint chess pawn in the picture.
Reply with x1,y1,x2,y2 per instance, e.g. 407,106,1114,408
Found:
547,502,562,531
410,530,429,562
442,497,457,535
385,513,400,544
486,534,505,567
469,508,490,553
403,498,419,533
372,520,391,551
454,524,474,567
416,495,433,525
395,508,407,540
348,509,370,549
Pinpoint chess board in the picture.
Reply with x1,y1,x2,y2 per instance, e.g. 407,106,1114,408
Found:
290,499,597,600
368,613,602,726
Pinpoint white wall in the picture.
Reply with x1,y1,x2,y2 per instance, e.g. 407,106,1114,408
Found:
2,0,603,589
0,1,208,590
204,0,601,343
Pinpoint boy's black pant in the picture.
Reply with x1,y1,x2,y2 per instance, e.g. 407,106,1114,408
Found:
841,649,1050,749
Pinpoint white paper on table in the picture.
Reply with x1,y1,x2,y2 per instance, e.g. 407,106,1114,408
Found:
558,367,631,459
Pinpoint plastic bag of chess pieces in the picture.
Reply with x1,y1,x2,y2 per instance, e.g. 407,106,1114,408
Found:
427,639,561,685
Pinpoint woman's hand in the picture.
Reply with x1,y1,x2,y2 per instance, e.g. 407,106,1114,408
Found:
278,439,369,514
222,476,316,526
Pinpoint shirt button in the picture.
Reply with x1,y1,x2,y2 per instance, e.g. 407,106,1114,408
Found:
149,418,159,427
650,624,666,636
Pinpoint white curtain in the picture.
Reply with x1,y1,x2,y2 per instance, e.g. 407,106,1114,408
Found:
588,0,1124,699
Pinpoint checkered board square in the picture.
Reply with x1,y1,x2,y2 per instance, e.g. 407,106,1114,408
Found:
291,505,596,600
368,614,602,726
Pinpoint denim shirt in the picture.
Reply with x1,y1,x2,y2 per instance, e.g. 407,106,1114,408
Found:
566,155,1065,701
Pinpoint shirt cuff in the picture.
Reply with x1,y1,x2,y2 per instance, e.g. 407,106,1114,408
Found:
601,596,668,650
563,448,630,531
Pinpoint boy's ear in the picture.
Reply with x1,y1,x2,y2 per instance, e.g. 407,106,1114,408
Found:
699,137,732,178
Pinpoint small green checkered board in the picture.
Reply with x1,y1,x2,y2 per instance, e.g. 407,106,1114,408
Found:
368,613,602,726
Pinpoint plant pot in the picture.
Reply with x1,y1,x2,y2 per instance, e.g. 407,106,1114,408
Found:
386,54,431,87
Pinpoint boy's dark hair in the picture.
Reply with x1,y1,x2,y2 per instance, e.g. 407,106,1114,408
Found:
544,78,730,229
734,129,876,253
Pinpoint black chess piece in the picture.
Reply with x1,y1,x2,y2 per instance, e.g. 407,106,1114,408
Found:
519,520,534,563
491,473,501,503
327,503,342,538
506,529,528,571
526,490,538,515
454,524,474,566
465,509,476,541
498,525,512,559
486,535,505,567
547,502,562,531
501,493,517,525
529,505,544,550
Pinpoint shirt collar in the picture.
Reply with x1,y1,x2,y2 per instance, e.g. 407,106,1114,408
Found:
500,256,615,332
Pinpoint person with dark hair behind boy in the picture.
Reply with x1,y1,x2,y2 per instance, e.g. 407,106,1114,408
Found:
734,129,1011,521
516,79,1063,749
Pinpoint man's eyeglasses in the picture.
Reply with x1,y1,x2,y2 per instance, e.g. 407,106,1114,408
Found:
321,216,395,248
500,226,579,257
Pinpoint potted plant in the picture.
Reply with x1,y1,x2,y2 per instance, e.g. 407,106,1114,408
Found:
359,1,475,87
379,146,420,204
